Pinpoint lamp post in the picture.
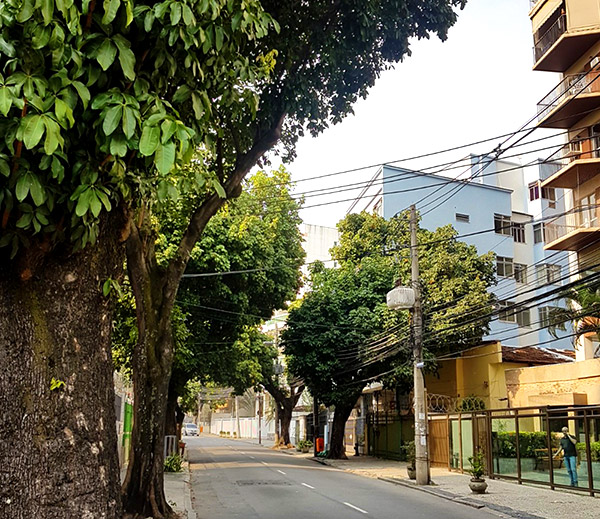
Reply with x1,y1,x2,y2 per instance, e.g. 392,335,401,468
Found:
386,204,429,485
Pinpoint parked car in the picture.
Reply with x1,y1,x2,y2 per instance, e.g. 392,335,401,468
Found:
182,423,199,436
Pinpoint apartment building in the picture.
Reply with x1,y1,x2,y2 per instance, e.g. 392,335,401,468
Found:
347,159,571,349
531,0,600,359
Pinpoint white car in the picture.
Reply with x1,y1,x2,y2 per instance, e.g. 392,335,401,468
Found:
182,423,199,436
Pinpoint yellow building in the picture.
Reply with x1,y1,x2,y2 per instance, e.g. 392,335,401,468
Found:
425,341,575,409
506,357,600,406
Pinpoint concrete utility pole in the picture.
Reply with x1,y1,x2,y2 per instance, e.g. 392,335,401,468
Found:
409,204,429,485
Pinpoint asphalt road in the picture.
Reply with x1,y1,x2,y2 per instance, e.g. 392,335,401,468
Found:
187,436,501,519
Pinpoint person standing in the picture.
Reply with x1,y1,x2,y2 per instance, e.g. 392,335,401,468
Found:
555,426,578,486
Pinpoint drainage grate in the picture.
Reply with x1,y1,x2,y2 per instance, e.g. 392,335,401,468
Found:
236,480,292,486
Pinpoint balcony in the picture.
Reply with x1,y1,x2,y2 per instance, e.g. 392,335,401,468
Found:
536,70,600,128
533,12,600,72
544,206,600,251
542,136,600,189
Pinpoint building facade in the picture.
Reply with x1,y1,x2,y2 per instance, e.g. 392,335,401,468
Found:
348,159,571,349
531,0,600,360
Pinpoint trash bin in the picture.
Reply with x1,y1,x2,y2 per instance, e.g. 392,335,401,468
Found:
316,437,324,453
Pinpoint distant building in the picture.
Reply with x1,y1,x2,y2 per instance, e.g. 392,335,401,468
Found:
346,158,572,349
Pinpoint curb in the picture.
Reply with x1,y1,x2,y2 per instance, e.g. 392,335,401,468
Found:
183,462,196,519
377,477,485,509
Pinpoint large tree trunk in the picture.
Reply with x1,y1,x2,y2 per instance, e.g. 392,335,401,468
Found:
327,402,355,460
121,228,176,519
280,402,294,445
121,318,174,518
0,226,124,518
263,380,304,446
165,384,178,437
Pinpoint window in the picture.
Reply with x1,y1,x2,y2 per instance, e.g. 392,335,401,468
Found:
496,256,514,277
512,222,526,243
516,307,531,328
456,213,470,223
514,263,528,284
536,264,562,285
529,182,540,201
538,306,557,328
533,223,544,243
498,300,516,323
542,186,556,208
494,214,511,235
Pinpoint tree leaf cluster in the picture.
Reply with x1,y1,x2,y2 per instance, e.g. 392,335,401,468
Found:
0,0,277,257
283,210,496,408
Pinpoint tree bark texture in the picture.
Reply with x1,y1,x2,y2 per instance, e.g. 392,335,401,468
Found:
164,385,178,438
327,403,355,460
0,227,124,518
263,380,304,446
121,226,175,519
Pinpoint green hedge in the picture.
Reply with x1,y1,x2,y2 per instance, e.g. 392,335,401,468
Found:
495,433,600,460
493,432,554,458
576,441,600,461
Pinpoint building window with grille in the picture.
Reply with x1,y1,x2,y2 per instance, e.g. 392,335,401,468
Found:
542,186,556,208
498,301,516,323
538,306,557,328
512,222,526,243
514,263,528,284
516,307,531,328
536,264,561,285
494,214,511,235
497,256,514,277
529,182,540,201
533,223,544,243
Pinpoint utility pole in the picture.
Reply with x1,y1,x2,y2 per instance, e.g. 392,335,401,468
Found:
409,204,429,485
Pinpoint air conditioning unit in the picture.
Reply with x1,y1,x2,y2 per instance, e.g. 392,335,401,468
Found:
591,56,600,69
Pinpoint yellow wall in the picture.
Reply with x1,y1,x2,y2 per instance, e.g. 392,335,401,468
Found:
506,358,600,407
426,343,516,409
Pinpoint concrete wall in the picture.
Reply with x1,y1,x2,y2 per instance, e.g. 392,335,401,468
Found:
506,358,600,406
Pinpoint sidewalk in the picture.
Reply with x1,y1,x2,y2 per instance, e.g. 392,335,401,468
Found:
313,455,600,519
164,461,196,519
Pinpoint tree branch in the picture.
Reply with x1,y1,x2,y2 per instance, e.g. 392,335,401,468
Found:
161,112,286,317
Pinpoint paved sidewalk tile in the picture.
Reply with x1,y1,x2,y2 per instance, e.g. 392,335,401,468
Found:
319,456,600,519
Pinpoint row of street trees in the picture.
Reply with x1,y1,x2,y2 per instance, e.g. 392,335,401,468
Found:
0,1,468,517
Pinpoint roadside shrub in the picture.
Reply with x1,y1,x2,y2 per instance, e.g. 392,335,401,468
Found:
164,453,183,473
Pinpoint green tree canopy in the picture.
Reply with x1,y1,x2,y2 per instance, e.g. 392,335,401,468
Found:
283,211,495,458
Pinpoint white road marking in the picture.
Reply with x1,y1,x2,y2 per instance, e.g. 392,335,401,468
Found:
249,456,255,459
277,470,286,475
261,461,268,466
301,483,315,489
344,502,368,514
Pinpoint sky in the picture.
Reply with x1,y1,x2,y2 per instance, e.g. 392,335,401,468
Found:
278,0,563,228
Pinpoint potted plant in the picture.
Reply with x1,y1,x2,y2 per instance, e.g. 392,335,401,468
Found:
300,440,313,453
402,441,416,480
467,449,488,494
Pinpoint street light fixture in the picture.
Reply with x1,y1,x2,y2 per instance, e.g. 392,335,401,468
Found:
386,204,429,486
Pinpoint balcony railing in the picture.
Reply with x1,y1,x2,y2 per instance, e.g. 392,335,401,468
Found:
545,135,600,167
533,13,566,63
545,205,600,244
537,70,600,123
